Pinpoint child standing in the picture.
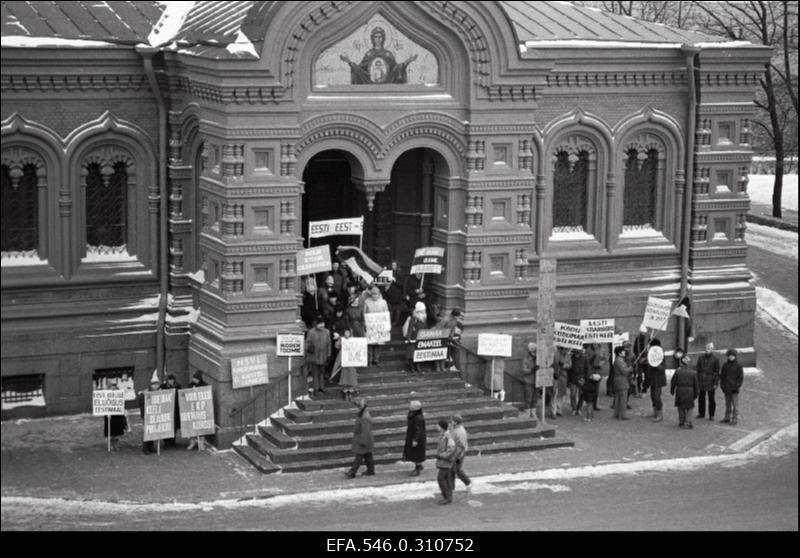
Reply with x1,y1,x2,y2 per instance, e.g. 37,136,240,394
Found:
581,372,601,422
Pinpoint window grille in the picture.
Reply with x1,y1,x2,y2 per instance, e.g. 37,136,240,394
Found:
623,148,658,228
553,150,589,231
1,374,46,409
1,163,39,256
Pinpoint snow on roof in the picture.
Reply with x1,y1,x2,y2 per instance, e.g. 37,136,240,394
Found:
148,1,195,47
1,35,118,48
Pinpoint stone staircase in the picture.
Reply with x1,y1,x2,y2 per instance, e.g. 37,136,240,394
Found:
233,340,573,474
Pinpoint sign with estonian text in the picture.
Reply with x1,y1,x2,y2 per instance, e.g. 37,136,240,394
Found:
308,217,363,239
642,296,673,331
554,322,585,350
341,337,368,367
143,390,175,442
276,334,305,357
92,390,125,416
296,246,332,276
231,354,269,390
375,270,394,285
177,386,215,438
365,312,391,344
414,328,449,362
410,247,444,275
580,319,615,344
477,333,513,358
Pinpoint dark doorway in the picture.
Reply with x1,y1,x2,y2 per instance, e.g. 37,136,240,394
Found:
302,150,363,254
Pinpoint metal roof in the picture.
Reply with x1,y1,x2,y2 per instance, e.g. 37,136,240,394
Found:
1,0,164,44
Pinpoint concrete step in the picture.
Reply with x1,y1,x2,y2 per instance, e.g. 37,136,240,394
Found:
285,397,505,424
275,436,574,473
307,377,468,399
271,406,518,437
296,386,484,412
258,425,296,449
232,444,281,474
290,417,550,449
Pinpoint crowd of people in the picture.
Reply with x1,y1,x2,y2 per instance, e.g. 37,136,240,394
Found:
300,257,465,398
519,332,745,429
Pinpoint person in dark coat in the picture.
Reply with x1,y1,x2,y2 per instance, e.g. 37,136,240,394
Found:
345,398,375,478
521,342,539,415
720,349,744,425
568,348,587,415
102,380,127,452
670,352,699,428
643,338,667,422
632,325,650,396
580,370,601,422
695,342,721,420
403,400,427,476
306,317,332,394
159,373,182,448
384,261,406,327
612,346,632,420
434,419,456,505
137,378,162,455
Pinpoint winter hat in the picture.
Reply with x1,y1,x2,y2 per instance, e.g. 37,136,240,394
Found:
639,324,648,333
726,348,738,357
705,342,714,351
590,373,602,382
451,413,463,424
325,275,335,286
414,301,426,313
614,346,626,356
437,419,449,430
450,308,463,317
409,400,422,411
528,342,537,352
650,338,662,347
192,370,204,381
370,286,381,295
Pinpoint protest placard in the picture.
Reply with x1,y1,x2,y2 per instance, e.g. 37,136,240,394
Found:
143,390,175,442
477,333,513,357
581,319,615,344
296,246,332,275
613,332,630,350
308,217,363,239
92,390,125,416
642,296,673,331
345,257,375,285
375,269,394,285
341,337,368,367
413,328,449,362
410,247,445,275
276,333,305,357
365,312,391,344
554,322,584,350
178,385,215,437
231,354,269,389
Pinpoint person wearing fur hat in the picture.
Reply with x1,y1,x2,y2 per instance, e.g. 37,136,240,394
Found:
137,377,162,455
345,397,375,478
612,346,633,420
670,351,699,428
363,286,389,367
403,400,427,476
720,349,744,425
159,373,182,448
404,301,428,374
695,342,721,420
186,371,209,450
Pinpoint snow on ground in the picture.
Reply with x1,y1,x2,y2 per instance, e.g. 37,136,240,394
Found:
748,174,799,211
746,222,798,260
2,422,795,515
755,286,798,336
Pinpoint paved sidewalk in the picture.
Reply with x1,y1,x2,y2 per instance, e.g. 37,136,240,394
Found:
2,315,797,507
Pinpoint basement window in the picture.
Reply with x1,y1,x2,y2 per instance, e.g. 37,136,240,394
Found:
1,374,46,410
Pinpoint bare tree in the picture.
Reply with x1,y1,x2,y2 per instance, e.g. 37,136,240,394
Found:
576,1,700,27
692,1,797,219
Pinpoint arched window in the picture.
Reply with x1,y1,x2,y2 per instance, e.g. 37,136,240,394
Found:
553,149,589,231
623,148,658,228
1,157,40,260
84,159,129,255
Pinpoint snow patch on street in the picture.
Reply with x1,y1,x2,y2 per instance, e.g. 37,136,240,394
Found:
755,286,798,336
746,222,798,261
3,423,795,515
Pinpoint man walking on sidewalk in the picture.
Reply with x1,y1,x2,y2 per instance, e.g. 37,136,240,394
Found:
435,419,456,505
450,413,472,492
345,398,375,478
696,342,721,420
720,349,744,426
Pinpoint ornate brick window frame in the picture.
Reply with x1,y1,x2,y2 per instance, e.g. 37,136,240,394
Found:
1,147,48,263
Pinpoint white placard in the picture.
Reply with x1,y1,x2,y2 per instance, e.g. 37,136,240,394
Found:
410,246,445,275
276,333,305,357
647,345,665,367
296,246,332,276
365,312,391,344
231,354,269,389
580,319,615,344
92,390,125,416
414,347,449,362
642,296,673,331
477,333,513,357
308,217,363,239
613,332,630,350
554,322,585,350
341,337,368,367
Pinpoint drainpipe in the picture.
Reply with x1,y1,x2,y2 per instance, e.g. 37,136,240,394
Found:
138,45,169,381
679,45,701,350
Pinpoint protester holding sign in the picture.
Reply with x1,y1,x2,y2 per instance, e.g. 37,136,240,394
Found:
643,338,667,423
100,381,127,452
137,378,161,455
186,371,209,450
332,329,359,401
404,302,428,375
159,374,182,448
363,286,389,367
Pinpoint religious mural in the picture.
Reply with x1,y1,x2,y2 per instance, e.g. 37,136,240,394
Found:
314,16,439,87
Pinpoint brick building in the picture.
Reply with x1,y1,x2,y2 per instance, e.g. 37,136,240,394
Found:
1,2,769,445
